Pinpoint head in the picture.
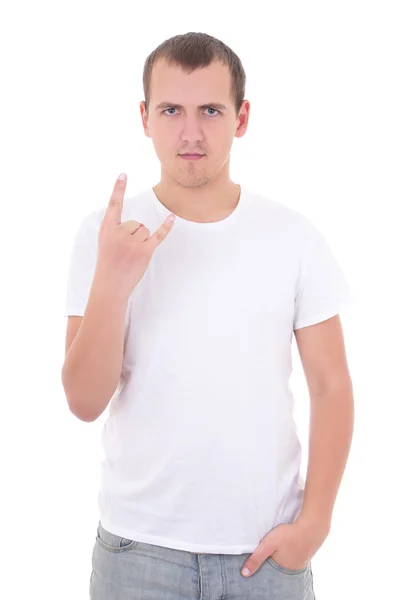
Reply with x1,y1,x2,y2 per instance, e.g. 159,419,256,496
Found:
140,32,250,189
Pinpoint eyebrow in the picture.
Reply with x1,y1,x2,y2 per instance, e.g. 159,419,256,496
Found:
155,102,228,111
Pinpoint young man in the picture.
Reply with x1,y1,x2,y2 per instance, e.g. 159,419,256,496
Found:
63,32,354,600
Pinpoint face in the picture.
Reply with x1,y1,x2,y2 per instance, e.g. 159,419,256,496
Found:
140,59,249,189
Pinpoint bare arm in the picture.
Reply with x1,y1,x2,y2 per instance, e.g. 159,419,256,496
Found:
61,275,129,422
61,173,175,422
294,315,354,530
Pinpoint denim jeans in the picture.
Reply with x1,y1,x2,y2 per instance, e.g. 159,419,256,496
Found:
90,520,316,599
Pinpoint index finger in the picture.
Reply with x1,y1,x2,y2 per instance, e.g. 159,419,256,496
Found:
102,173,127,228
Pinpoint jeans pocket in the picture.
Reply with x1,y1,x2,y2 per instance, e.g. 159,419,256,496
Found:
96,521,138,553
266,556,309,575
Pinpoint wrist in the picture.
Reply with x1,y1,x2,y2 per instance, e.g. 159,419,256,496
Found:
295,512,332,535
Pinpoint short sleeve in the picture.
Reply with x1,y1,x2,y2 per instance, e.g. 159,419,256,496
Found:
64,213,99,317
293,221,353,330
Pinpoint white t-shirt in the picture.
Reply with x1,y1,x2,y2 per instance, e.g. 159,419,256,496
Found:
64,185,352,554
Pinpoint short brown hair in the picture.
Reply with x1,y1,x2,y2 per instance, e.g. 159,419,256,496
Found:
142,32,246,118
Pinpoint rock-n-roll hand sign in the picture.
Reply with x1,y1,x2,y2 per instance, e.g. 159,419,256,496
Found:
94,173,176,301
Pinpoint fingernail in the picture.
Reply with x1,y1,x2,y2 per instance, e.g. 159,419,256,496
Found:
242,567,251,577
118,173,126,181
167,214,175,223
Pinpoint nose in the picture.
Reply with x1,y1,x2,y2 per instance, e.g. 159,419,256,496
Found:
180,115,205,144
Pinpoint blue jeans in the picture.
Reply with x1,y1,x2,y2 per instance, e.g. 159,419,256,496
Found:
90,520,316,599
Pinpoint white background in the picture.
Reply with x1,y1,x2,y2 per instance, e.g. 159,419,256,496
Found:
1,1,399,598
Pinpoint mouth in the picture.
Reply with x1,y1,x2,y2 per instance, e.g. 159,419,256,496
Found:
179,154,205,161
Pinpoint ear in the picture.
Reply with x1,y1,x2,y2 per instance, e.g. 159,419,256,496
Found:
235,99,250,139
139,101,151,138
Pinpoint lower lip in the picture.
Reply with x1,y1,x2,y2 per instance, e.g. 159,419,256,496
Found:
179,154,204,160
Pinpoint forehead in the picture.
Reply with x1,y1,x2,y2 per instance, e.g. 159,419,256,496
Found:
150,59,232,106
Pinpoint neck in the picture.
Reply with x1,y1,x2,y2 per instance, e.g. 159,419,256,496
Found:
152,178,241,224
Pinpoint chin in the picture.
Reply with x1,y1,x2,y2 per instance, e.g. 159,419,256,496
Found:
181,175,213,189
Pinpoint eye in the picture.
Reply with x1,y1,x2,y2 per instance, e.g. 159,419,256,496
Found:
205,108,219,116
162,107,220,116
206,106,219,114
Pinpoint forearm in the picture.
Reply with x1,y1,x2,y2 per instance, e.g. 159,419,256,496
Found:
297,378,354,531
62,276,129,422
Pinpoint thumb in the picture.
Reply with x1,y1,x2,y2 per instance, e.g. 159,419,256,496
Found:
241,533,278,578
146,214,176,252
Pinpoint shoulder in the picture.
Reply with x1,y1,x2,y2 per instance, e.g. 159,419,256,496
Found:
243,186,316,243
